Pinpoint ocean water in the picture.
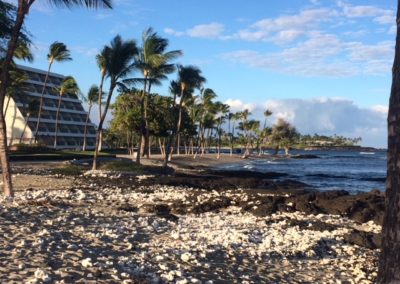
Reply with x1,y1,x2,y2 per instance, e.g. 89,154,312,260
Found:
219,150,387,193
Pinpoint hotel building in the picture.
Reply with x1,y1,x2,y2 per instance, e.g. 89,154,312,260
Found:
5,65,97,149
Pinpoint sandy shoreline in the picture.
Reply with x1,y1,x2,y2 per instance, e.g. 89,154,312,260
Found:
0,157,381,283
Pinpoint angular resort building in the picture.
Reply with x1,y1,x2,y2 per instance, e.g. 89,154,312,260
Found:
5,65,97,149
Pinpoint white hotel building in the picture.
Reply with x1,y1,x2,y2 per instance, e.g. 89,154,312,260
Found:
5,65,97,149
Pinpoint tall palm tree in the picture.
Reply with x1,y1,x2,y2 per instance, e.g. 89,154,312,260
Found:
19,99,40,144
82,85,101,151
34,41,72,143
0,0,112,196
132,27,181,164
230,112,241,156
53,76,79,148
95,50,107,152
378,0,400,281
175,65,205,156
195,88,216,157
214,102,229,159
92,35,138,170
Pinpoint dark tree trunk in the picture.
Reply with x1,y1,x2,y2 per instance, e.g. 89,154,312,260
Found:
378,1,400,281
137,79,147,164
3,95,11,117
53,94,62,148
82,104,92,151
0,1,33,197
19,115,30,144
34,63,51,143
93,82,115,170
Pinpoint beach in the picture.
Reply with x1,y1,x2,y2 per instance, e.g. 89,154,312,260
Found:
0,155,383,283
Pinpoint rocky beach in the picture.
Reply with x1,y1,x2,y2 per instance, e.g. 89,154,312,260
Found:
0,156,384,283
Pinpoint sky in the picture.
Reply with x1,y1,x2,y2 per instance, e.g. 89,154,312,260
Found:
13,0,396,148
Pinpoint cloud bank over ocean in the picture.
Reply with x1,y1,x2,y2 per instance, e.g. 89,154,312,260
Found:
225,97,387,148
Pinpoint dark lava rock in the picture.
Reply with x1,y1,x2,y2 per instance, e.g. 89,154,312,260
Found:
118,205,138,213
241,196,286,216
343,229,381,249
285,219,338,232
192,196,232,214
288,189,384,224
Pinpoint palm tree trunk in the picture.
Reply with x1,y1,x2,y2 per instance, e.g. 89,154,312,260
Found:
0,2,32,197
163,94,179,168
175,90,185,156
34,62,52,143
137,78,148,164
230,121,236,156
145,81,152,158
19,115,30,144
3,95,11,117
53,94,62,148
377,2,400,281
96,73,105,152
93,82,115,170
82,104,92,151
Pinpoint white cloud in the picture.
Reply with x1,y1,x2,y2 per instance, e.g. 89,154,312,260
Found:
164,28,184,37
187,23,225,39
338,1,395,26
235,8,336,43
222,34,393,77
225,99,256,112
164,23,225,39
225,97,387,147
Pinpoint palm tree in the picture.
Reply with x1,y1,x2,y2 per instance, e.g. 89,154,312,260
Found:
175,65,205,156
34,41,72,143
132,27,182,163
230,112,241,156
92,35,138,170
214,102,229,159
378,0,400,281
95,50,108,152
82,85,101,151
53,76,79,148
194,88,217,157
260,109,273,155
19,99,40,144
0,0,112,196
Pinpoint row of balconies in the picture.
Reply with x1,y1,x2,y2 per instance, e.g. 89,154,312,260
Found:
28,121,96,136
37,135,96,147
24,71,63,89
21,82,81,101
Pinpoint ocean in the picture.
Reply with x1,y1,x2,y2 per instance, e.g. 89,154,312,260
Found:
219,150,387,194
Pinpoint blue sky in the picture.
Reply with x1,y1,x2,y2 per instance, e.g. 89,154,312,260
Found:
15,0,395,147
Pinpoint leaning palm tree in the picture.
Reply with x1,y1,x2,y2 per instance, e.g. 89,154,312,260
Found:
175,65,205,157
95,50,108,152
53,76,80,148
131,27,182,164
92,35,138,170
0,0,111,197
34,41,72,143
19,99,40,144
82,85,102,151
